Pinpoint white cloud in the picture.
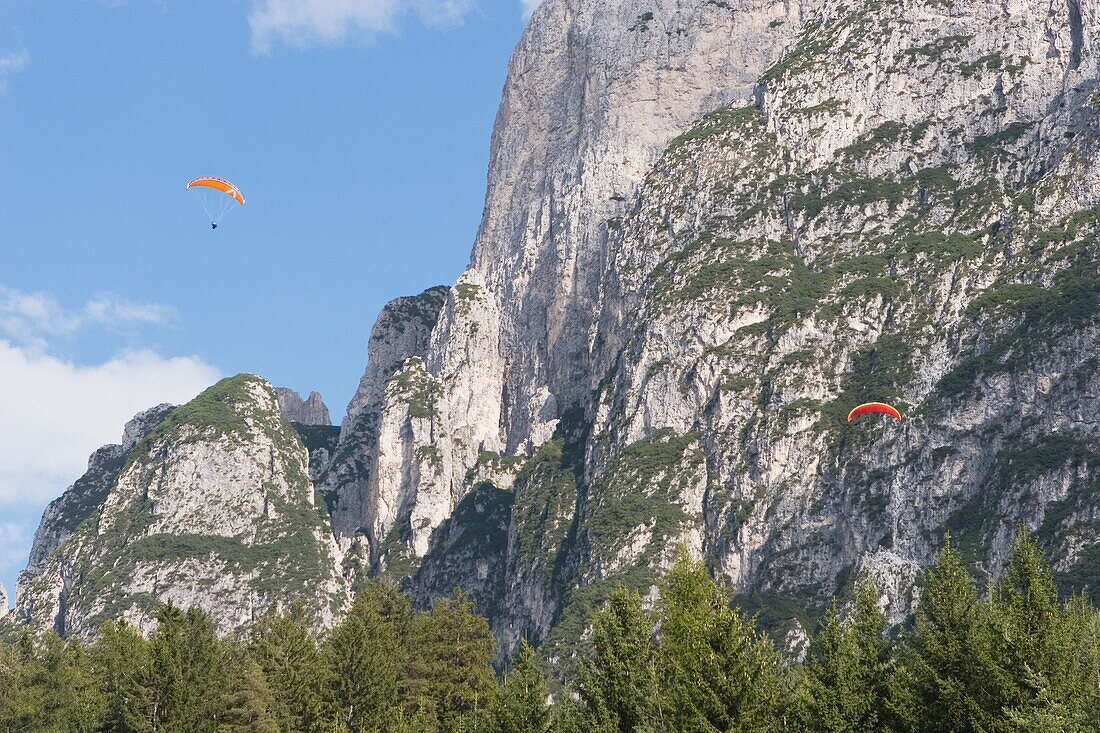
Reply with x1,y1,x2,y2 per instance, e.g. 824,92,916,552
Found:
0,286,176,347
415,0,475,27
83,295,176,330
520,0,540,18
0,341,220,505
247,0,511,51
0,50,27,91
250,0,397,51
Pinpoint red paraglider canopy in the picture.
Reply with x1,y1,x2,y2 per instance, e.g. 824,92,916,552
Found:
847,402,903,422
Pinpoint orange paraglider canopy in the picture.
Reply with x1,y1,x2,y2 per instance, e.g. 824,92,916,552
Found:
187,177,245,206
847,402,903,422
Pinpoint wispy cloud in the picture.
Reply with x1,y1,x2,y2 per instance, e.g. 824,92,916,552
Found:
0,286,176,347
416,0,475,27
83,295,176,330
0,49,28,91
250,0,397,51
248,0,539,52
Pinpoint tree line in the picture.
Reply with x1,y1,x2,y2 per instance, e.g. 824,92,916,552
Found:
1,532,1098,732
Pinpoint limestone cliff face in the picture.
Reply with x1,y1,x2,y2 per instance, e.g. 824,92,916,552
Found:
21,405,174,585
122,404,176,451
470,0,813,443
341,0,1100,655
580,0,1100,636
326,0,813,587
323,286,450,575
17,375,345,637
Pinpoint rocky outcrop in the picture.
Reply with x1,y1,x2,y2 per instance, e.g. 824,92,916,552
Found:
276,389,331,426
21,445,127,584
21,405,176,589
0,584,7,618
10,403,173,598
467,0,812,448
122,404,176,451
323,286,449,572
20,403,181,585
17,375,346,637
573,0,1100,639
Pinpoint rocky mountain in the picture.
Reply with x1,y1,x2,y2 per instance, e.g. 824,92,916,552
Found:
276,388,332,427
329,0,1100,653
16,376,345,637
13,0,1100,659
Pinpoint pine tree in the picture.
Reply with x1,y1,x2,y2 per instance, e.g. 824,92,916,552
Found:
250,599,329,733
0,632,27,730
0,631,48,731
486,640,552,733
149,604,231,733
217,656,280,733
409,590,498,733
0,630,106,732
798,581,891,733
549,699,590,733
888,540,1007,733
324,583,408,732
37,633,105,732
93,620,154,733
991,530,1097,730
1063,595,1100,731
574,586,656,733
655,556,786,733
385,705,438,733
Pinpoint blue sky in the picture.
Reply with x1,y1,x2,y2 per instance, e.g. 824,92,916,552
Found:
0,0,536,605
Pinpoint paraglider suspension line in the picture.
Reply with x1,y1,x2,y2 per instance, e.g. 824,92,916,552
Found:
191,183,241,229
